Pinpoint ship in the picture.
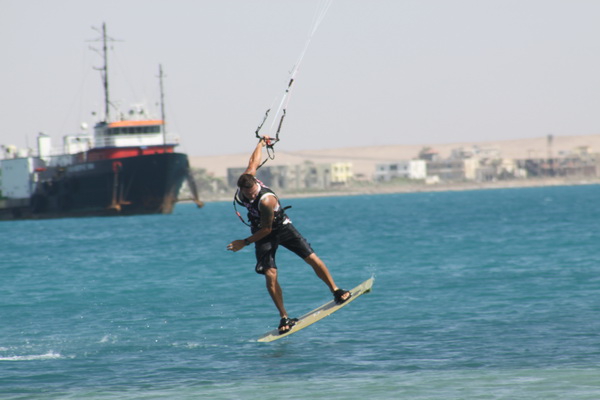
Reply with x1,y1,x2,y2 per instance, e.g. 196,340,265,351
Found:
0,24,202,220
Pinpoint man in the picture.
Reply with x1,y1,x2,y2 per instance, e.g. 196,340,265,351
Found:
227,137,350,334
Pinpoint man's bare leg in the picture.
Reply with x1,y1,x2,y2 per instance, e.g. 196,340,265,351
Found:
264,267,287,318
265,268,298,333
304,253,350,301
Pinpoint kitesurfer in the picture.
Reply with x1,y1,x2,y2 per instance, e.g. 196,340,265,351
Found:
227,137,351,334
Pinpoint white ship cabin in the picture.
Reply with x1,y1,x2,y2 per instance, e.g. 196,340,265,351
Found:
94,119,174,148
64,134,93,155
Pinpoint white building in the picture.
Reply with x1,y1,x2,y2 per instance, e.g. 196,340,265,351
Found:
374,160,426,181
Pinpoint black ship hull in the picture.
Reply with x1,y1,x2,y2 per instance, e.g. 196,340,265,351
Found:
1,152,191,220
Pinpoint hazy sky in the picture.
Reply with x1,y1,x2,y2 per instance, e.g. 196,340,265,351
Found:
2,0,600,157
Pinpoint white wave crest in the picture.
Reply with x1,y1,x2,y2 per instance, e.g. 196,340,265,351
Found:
0,351,62,361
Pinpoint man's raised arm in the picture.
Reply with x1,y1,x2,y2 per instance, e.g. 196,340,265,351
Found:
244,137,267,176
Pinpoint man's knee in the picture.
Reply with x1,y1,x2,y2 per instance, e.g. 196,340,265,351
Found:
304,252,322,267
264,267,277,281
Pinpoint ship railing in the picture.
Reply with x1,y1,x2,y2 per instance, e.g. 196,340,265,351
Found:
1,146,76,161
93,133,180,148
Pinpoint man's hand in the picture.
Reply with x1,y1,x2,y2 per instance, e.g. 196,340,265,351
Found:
245,136,269,176
227,240,246,252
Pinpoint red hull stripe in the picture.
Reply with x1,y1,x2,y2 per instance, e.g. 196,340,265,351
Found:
87,146,174,161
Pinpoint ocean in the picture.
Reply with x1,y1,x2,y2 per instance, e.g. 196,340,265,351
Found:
1,184,600,399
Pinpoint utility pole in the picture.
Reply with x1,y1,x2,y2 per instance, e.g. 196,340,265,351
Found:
547,134,554,176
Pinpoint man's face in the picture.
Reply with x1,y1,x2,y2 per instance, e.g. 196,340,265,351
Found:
241,182,260,201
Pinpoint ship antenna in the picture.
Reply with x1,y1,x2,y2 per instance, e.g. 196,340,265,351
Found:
158,64,167,145
89,23,121,122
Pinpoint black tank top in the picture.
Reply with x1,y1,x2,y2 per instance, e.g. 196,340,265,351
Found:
235,181,289,232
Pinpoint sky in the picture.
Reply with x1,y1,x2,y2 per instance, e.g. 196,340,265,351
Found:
2,0,600,157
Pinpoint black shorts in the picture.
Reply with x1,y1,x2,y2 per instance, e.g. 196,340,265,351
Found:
254,224,314,275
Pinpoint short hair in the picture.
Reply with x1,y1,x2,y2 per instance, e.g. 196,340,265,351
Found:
237,174,256,189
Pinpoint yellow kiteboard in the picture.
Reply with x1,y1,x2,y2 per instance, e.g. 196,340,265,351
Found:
257,277,374,342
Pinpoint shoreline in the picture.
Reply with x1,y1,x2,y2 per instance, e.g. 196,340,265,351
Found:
192,177,600,203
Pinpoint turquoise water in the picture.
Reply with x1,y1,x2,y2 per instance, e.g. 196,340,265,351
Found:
2,185,600,399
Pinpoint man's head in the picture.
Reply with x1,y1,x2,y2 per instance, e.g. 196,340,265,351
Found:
238,174,260,200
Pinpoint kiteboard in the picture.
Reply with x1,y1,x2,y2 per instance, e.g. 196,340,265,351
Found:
257,277,374,342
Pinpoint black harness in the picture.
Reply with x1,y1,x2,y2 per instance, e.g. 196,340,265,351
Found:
233,183,290,231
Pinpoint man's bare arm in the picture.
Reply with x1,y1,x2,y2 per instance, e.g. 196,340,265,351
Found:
226,195,276,252
244,137,268,176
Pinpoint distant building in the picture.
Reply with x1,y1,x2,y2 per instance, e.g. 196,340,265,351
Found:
330,162,353,185
226,161,353,190
227,165,290,190
297,162,353,188
374,160,426,181
426,159,466,181
463,159,479,180
517,154,599,178
451,146,501,160
418,147,440,161
472,158,525,181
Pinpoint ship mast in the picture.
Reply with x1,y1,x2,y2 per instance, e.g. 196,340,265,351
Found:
158,64,167,145
101,23,110,122
90,23,119,122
